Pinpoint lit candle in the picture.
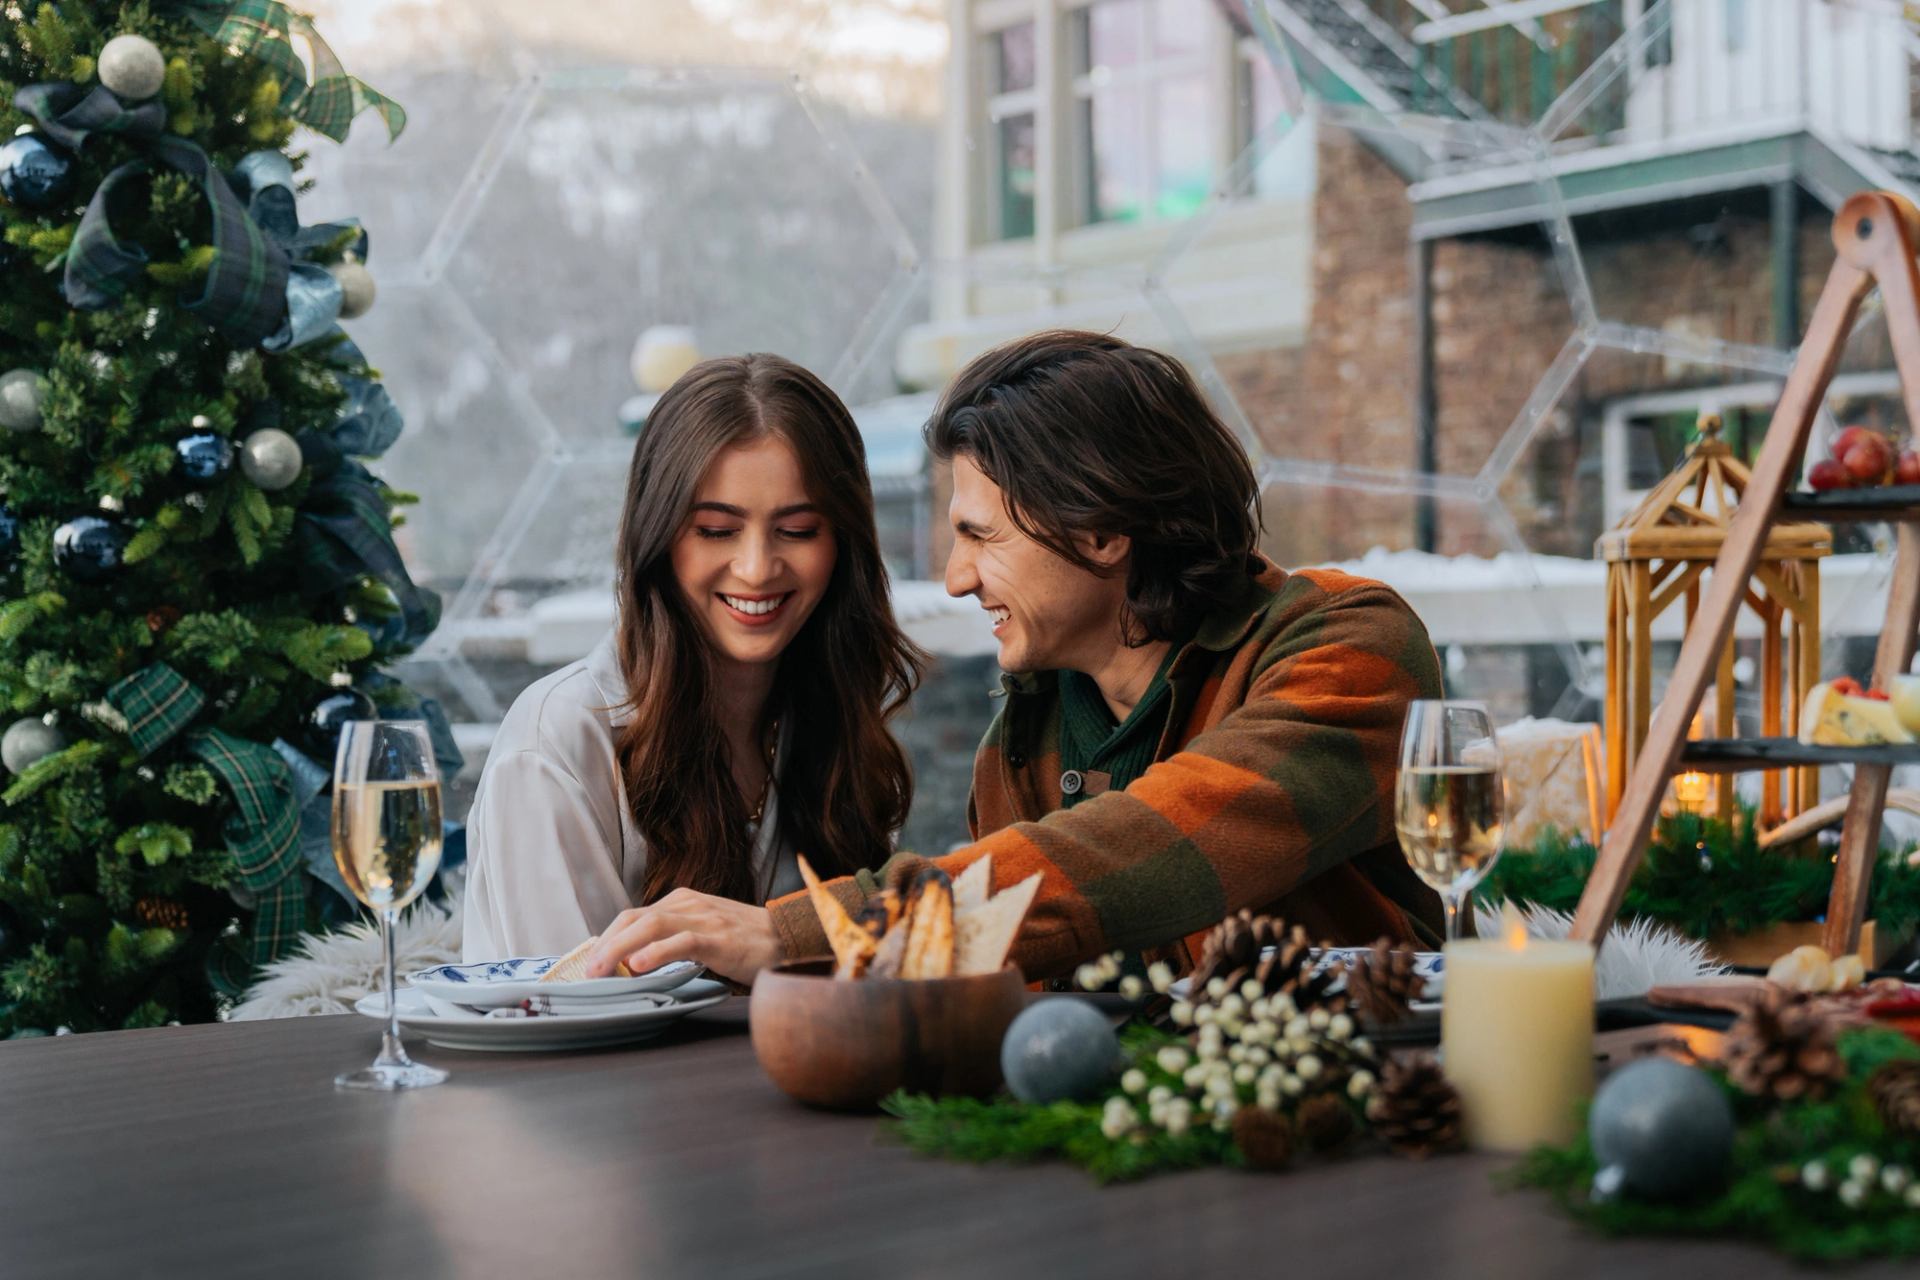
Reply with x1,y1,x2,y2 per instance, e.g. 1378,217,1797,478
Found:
1440,907,1595,1152
1671,769,1711,815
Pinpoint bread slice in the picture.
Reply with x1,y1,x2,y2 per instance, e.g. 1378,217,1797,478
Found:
539,936,632,983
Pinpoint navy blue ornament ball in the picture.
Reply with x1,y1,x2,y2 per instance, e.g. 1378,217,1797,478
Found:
1588,1057,1735,1201
1000,997,1121,1104
0,503,19,571
175,432,234,488
0,132,77,210
52,515,127,582
307,687,376,759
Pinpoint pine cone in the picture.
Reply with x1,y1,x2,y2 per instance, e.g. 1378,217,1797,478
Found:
1231,1105,1294,1171
1366,1056,1463,1158
1721,987,1846,1102
1189,910,1345,1014
133,897,189,930
1869,1061,1920,1136
1344,937,1423,1026
1294,1092,1357,1153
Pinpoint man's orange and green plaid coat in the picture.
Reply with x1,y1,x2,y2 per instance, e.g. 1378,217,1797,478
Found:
768,560,1446,981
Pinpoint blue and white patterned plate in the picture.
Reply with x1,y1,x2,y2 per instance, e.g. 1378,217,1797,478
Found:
405,956,704,1010
359,978,728,1053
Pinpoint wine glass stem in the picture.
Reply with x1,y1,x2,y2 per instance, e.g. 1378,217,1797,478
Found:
377,907,408,1068
1442,888,1463,944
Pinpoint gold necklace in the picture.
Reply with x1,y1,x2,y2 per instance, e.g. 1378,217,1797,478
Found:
747,717,780,827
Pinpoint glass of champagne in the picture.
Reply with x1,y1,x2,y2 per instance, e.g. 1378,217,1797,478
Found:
1394,700,1505,944
332,720,447,1091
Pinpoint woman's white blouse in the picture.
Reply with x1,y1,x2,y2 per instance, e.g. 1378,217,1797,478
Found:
461,631,801,961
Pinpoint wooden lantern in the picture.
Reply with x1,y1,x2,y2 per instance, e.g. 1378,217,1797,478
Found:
1598,415,1830,829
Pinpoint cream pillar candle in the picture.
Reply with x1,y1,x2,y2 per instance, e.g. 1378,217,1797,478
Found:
1440,912,1595,1152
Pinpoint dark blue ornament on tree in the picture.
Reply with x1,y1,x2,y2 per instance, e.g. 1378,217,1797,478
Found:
306,687,376,759
0,503,19,572
175,432,234,488
1000,998,1121,1103
52,515,127,582
1588,1057,1735,1201
0,132,77,211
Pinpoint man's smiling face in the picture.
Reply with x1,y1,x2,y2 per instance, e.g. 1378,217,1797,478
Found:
942,455,1125,675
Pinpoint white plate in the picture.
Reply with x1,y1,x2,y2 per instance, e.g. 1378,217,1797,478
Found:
405,956,704,1010
1170,948,1445,1002
357,979,729,1052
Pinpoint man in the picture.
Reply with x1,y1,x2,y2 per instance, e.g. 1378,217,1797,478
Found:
591,330,1443,984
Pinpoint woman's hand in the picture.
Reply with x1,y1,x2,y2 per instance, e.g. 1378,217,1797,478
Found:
587,888,781,984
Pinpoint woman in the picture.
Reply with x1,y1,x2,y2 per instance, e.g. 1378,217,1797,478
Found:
461,354,924,961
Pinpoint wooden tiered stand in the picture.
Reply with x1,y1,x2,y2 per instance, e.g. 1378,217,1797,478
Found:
1571,191,1920,958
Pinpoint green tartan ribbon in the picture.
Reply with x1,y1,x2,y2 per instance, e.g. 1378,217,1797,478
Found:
105,663,206,759
296,432,442,646
105,665,308,972
64,135,289,344
169,0,407,142
10,82,166,150
188,727,306,968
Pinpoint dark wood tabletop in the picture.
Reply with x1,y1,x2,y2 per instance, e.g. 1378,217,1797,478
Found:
0,1002,1902,1280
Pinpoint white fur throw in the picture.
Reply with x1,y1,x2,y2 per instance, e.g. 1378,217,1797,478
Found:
1476,900,1726,999
227,889,466,1021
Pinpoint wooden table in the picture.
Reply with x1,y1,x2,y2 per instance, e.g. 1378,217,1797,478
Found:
0,1003,1903,1279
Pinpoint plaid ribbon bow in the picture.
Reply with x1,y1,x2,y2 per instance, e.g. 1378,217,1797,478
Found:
106,665,308,980
168,0,407,142
61,134,290,345
10,82,166,150
295,430,442,648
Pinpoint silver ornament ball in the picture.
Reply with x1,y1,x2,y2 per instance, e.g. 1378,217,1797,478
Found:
0,368,48,432
98,34,167,101
330,259,376,319
239,428,303,491
1,719,65,773
1000,997,1121,1104
1588,1057,1735,1201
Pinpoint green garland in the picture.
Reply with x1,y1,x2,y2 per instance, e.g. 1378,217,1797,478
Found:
882,1026,1242,1184
1512,1028,1920,1261
1478,808,1920,941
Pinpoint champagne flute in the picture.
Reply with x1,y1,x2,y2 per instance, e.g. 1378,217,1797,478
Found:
1394,701,1505,944
332,720,447,1091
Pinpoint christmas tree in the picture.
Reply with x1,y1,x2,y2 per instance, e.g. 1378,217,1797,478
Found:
0,1,453,1034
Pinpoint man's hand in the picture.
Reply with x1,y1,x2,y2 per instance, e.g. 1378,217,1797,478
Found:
587,888,780,984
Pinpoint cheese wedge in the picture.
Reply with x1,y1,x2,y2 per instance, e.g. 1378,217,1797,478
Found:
1800,680,1916,747
539,936,632,983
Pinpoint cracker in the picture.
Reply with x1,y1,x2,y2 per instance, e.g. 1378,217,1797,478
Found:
950,855,992,914
539,936,632,983
952,873,1040,976
800,854,878,978
899,867,955,979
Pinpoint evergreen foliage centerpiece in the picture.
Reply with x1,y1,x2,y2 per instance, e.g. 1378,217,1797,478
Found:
0,1,449,1034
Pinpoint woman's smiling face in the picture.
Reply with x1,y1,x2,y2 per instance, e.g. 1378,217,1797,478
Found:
668,433,838,672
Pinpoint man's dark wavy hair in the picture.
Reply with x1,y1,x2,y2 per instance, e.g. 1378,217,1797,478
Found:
924,330,1262,644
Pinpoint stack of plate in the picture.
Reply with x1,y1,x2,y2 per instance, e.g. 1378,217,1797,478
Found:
355,957,726,1052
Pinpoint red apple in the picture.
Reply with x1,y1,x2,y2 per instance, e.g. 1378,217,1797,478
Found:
1843,438,1892,483
1808,458,1852,491
1898,449,1920,486
1832,425,1880,460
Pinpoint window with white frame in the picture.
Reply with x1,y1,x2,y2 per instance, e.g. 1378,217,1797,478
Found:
1601,373,1897,554
984,20,1038,241
1069,0,1216,226
969,0,1309,245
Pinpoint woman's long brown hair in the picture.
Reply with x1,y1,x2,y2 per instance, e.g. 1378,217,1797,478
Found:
612,353,924,904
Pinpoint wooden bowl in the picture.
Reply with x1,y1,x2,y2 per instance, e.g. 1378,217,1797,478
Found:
749,959,1028,1110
